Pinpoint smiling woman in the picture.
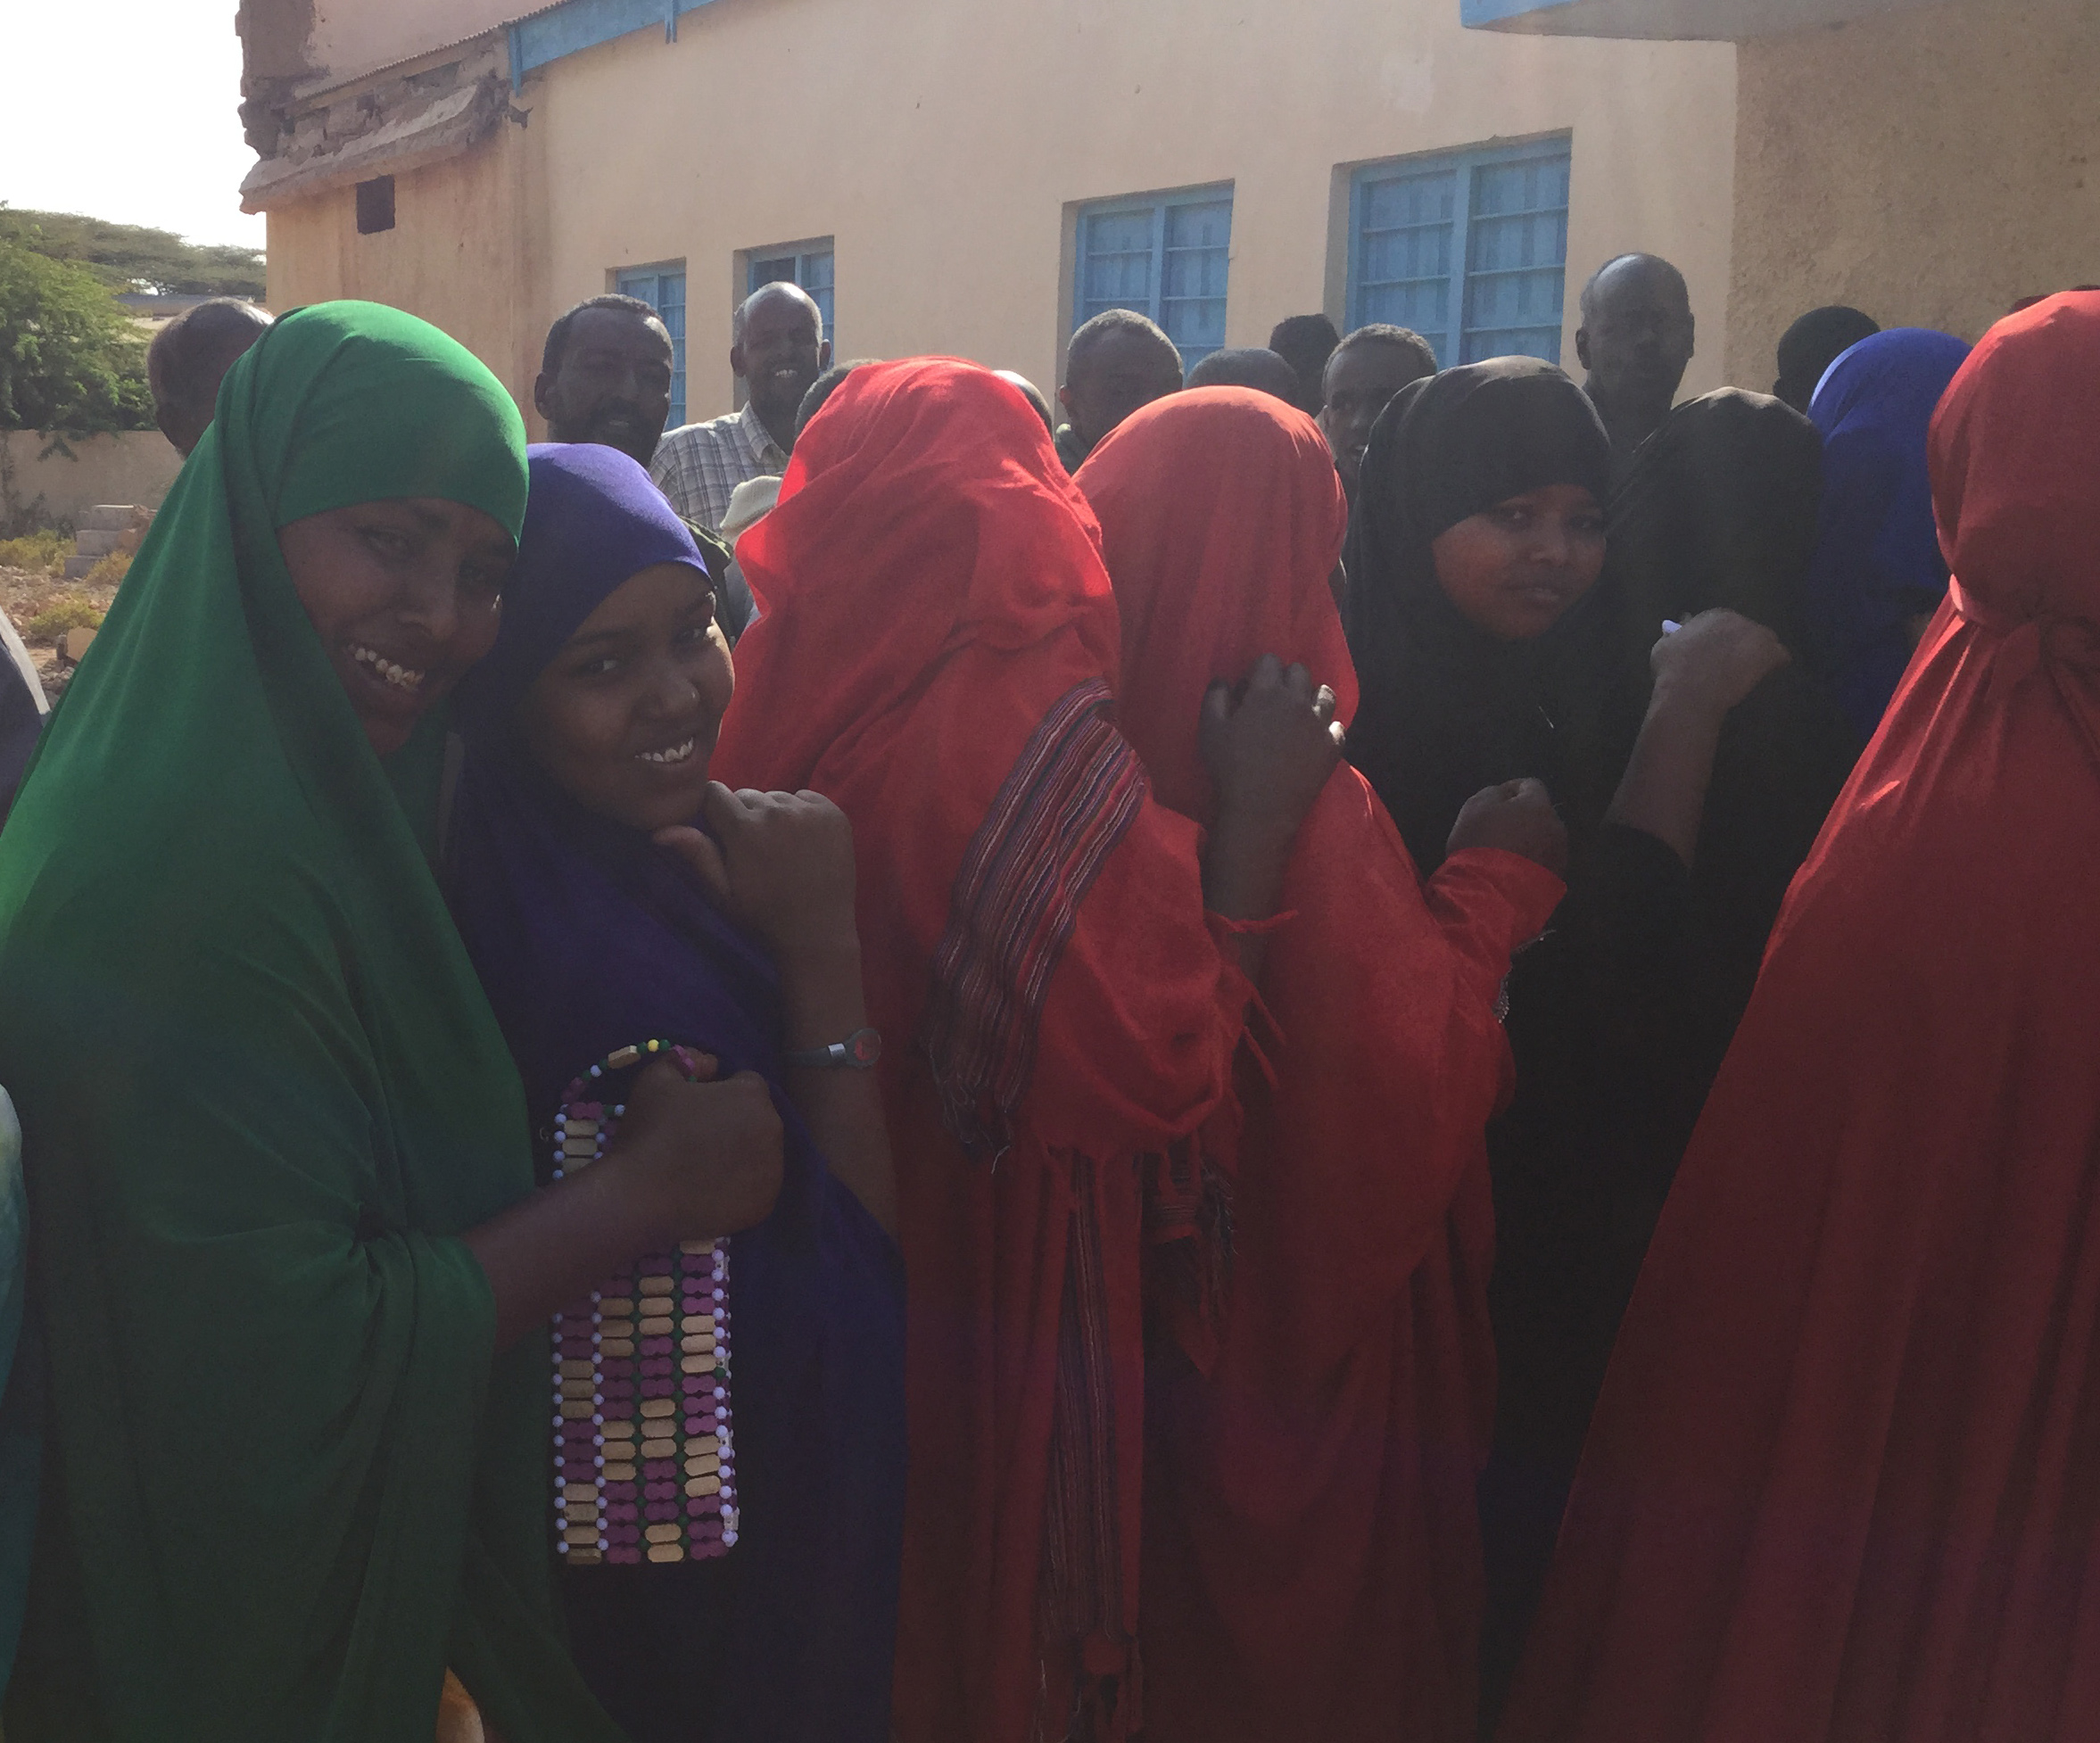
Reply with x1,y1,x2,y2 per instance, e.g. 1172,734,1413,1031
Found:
1340,356,1829,1718
514,558,732,830
0,303,782,1742
444,443,905,1743
278,496,515,756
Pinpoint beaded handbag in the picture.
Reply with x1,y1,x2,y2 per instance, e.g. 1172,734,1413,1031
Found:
549,1040,738,1566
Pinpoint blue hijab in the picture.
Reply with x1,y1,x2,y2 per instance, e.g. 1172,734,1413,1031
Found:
1804,328,1972,738
445,443,905,1743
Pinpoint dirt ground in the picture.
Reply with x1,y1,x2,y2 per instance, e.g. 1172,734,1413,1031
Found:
3,563,120,704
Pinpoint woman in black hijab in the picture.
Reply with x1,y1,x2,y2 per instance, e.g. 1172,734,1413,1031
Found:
1343,360,1632,864
1344,361,1845,1723
1608,388,1863,1037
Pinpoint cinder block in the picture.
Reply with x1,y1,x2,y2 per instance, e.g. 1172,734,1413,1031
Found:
78,505,138,533
72,529,124,558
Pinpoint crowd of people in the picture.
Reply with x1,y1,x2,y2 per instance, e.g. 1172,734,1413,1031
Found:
0,246,2090,1743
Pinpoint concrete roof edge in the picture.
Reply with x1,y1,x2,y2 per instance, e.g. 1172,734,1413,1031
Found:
239,77,504,212
276,28,510,110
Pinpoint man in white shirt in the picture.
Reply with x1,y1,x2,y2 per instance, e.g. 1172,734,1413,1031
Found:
651,281,831,532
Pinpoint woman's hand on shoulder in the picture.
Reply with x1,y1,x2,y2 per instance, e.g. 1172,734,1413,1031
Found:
654,782,860,962
1448,778,1568,876
609,1058,784,1241
1649,608,1791,719
1200,654,1344,847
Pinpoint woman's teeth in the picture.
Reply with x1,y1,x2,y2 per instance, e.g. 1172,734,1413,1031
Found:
350,643,426,691
639,739,697,765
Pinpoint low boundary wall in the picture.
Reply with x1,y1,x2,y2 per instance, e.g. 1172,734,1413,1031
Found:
1,431,186,532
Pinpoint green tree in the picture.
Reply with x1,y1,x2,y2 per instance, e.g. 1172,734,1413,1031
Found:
0,207,265,301
0,234,155,435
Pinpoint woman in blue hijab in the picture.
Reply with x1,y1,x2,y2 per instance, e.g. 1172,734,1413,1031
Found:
445,442,905,1743
1803,327,1972,738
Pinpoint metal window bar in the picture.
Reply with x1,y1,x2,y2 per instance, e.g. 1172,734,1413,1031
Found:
1350,142,1570,368
748,248,835,351
1350,167,1459,365
1459,152,1570,363
616,268,686,429
1074,190,1232,367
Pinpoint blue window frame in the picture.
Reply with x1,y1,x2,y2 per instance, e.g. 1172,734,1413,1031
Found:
616,264,687,428
1074,186,1233,366
748,243,835,350
1348,140,1571,367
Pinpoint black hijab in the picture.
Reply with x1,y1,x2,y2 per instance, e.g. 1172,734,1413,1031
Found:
1606,387,1826,659
1343,357,1632,871
1603,387,1861,1025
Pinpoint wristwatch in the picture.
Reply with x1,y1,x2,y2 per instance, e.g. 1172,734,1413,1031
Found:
783,1027,882,1070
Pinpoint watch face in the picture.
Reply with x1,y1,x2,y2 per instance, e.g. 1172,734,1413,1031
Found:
847,1028,882,1067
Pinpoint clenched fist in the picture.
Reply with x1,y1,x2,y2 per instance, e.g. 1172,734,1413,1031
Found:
1201,653,1344,842
1649,608,1792,718
655,781,860,963
1447,777,1569,876
611,1059,784,1241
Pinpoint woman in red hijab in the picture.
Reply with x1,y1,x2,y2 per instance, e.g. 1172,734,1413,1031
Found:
1077,388,1568,1740
1499,292,2100,1743
711,361,1338,1743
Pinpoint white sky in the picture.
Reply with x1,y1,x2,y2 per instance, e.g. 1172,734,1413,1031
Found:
4,0,266,250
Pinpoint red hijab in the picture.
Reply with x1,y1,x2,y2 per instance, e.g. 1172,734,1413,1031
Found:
1084,387,1359,813
723,359,1121,805
1500,292,2100,1743
1080,389,1565,1742
716,361,1251,1743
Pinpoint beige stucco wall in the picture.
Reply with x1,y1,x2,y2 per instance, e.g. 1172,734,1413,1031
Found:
253,0,1738,431
2,432,186,530
530,0,1735,425
306,0,520,86
267,113,552,421
1724,0,2099,386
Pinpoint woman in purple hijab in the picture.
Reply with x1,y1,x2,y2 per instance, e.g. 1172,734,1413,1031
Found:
446,442,905,1743
1803,327,1972,738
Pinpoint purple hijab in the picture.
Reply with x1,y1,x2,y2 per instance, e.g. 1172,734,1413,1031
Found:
1804,329,1972,739
446,443,904,1743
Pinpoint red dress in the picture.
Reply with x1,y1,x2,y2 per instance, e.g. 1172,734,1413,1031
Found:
714,361,1252,1743
1078,389,1565,1740
1498,292,2100,1743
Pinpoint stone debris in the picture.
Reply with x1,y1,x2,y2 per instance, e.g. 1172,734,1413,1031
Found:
64,505,153,581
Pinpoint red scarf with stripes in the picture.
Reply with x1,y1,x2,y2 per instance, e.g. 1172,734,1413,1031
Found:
715,361,1246,1743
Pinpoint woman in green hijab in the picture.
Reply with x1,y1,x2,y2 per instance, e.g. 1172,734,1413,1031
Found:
0,302,782,1740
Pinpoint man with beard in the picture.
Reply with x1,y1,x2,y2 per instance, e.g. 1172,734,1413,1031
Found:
534,294,678,464
1575,253,1697,482
651,281,831,535
535,293,748,636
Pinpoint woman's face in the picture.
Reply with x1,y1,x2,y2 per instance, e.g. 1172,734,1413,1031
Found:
278,497,514,756
515,561,733,832
1430,483,1607,641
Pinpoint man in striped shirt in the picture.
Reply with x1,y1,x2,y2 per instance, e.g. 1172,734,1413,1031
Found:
651,282,831,533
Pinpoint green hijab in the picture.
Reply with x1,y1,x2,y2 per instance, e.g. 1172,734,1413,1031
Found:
0,302,625,1741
